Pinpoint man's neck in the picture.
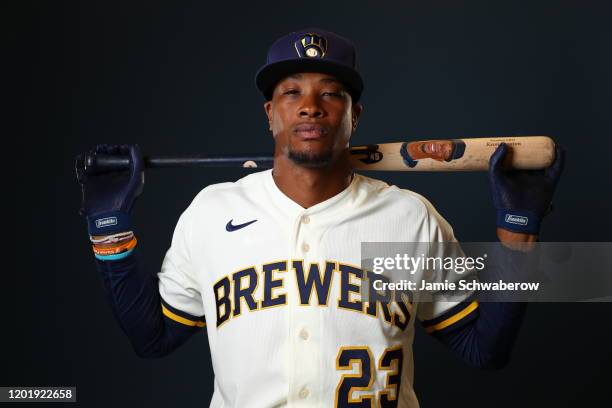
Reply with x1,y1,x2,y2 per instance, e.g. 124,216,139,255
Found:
272,154,353,209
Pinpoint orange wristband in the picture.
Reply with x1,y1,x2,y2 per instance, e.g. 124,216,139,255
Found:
92,237,137,255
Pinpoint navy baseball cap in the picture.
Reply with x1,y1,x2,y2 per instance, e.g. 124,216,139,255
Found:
255,28,364,102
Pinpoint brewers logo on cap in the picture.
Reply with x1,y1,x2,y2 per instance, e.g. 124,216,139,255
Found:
294,33,327,58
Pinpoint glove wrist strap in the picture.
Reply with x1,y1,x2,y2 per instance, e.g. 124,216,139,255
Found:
496,209,541,235
87,211,132,236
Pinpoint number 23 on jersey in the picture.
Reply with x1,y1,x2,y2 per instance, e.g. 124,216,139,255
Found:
335,345,404,408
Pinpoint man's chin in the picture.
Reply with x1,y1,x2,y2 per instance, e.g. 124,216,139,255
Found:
287,149,334,168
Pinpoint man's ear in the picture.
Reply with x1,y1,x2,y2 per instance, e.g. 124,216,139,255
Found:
352,103,363,131
264,101,273,131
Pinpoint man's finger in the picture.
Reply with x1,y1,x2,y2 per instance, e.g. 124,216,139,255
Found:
545,145,565,182
489,143,508,177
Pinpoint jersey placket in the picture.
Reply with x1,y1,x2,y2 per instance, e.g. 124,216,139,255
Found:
288,210,321,406
263,170,356,406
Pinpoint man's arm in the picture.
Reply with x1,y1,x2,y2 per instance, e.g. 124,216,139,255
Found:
77,144,204,358
423,242,531,369
426,143,564,369
430,300,527,369
95,248,202,358
419,242,532,369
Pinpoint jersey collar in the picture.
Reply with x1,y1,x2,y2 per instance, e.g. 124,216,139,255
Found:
263,169,359,220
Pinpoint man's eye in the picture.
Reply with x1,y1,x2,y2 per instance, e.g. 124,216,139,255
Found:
283,89,299,95
322,91,342,97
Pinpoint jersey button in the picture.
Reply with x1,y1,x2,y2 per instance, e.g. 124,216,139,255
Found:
299,387,310,399
302,215,310,224
299,329,309,340
302,243,310,252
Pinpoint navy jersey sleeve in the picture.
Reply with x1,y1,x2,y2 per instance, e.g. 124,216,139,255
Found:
430,245,532,369
432,301,527,369
95,248,205,358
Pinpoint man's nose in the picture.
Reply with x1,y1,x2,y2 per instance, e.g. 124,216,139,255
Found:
298,94,324,118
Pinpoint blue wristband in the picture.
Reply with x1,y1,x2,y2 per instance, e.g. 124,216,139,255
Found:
87,211,132,236
496,209,541,234
95,247,135,261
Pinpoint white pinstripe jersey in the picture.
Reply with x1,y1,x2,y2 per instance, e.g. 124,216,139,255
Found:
158,169,478,408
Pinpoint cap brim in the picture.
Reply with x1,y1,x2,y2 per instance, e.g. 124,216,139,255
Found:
255,58,363,102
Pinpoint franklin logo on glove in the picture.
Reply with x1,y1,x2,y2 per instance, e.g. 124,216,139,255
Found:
95,217,118,228
504,214,529,226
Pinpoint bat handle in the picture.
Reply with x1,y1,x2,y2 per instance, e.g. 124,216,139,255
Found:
86,154,131,173
73,153,130,183
74,153,275,181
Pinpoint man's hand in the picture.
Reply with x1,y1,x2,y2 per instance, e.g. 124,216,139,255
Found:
488,142,564,243
75,144,144,236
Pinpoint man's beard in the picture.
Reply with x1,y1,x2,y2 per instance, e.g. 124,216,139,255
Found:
288,147,334,168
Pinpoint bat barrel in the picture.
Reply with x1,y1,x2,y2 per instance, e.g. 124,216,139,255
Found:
348,136,556,172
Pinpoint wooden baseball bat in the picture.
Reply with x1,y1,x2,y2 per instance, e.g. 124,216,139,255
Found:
79,136,555,176
350,136,555,171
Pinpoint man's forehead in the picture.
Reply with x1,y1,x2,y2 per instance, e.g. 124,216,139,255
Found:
281,73,344,85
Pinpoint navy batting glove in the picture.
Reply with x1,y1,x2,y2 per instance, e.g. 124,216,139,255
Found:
76,144,144,236
488,143,564,234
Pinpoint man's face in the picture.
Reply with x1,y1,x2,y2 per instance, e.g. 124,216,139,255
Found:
420,141,454,161
264,72,362,168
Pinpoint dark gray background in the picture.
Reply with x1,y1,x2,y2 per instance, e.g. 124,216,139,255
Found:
8,0,612,406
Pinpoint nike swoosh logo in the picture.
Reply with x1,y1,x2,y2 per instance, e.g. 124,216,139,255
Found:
226,219,258,232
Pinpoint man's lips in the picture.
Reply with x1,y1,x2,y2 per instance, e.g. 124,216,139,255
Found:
423,143,440,154
293,124,327,139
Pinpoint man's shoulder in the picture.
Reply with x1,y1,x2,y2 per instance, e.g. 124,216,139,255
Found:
354,173,436,214
187,170,270,209
355,173,454,238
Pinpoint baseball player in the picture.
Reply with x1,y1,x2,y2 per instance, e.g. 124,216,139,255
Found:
77,28,564,407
